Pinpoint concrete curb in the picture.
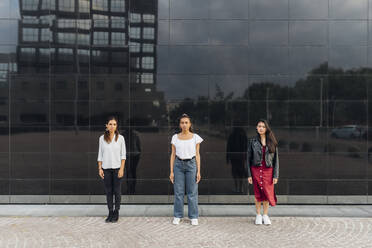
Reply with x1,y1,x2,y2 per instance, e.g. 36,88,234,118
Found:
0,205,371,217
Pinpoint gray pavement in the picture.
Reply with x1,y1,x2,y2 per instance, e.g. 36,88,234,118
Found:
0,205,371,248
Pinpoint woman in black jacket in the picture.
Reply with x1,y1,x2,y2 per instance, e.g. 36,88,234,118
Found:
247,119,279,225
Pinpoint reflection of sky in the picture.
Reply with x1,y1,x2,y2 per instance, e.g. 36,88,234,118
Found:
0,0,20,19
290,0,328,18
157,75,209,100
330,0,367,19
0,0,368,85
157,74,300,101
0,46,16,53
0,1,9,19
0,21,18,46
0,1,19,47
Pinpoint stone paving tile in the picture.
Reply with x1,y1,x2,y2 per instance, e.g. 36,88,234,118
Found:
0,217,371,248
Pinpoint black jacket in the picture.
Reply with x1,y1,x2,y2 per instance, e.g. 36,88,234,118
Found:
247,136,279,179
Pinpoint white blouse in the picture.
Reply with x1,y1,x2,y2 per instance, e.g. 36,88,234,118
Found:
97,134,126,169
171,133,203,159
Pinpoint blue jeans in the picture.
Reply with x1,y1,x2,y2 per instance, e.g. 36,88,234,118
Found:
173,157,199,219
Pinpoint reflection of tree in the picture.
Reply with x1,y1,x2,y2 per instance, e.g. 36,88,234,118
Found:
169,96,208,127
214,84,234,101
248,82,288,101
169,62,370,128
291,63,367,126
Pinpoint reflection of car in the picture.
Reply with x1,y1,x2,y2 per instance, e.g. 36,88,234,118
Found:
331,125,365,139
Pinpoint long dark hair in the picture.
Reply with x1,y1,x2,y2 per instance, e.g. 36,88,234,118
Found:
256,119,278,153
178,113,194,133
104,116,120,143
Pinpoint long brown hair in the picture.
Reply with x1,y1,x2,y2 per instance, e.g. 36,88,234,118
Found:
256,119,278,153
104,116,120,143
178,113,193,133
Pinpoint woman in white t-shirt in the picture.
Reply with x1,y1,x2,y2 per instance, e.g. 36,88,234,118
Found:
169,113,203,226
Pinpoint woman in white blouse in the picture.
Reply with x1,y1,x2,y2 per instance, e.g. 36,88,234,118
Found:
170,113,203,226
97,116,126,223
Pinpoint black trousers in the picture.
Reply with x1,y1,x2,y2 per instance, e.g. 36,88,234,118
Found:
103,168,122,211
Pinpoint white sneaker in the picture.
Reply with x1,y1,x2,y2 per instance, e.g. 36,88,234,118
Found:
262,215,271,225
172,217,181,225
255,214,263,225
191,219,199,226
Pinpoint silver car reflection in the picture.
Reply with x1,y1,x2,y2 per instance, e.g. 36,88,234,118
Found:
330,125,365,139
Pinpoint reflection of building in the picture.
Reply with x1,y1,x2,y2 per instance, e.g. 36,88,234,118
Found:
128,0,166,127
14,0,165,126
0,53,16,130
17,0,129,74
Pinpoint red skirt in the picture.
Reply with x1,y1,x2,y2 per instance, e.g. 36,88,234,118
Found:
251,165,277,206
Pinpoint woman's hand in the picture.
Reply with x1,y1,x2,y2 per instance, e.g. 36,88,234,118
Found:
118,169,124,178
169,172,174,184
99,168,104,179
273,178,278,184
248,177,252,184
196,173,201,183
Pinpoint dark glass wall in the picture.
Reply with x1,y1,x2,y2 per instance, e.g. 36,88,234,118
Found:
0,0,371,202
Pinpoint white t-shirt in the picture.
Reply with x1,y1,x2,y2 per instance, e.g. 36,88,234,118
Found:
97,134,126,169
171,133,203,159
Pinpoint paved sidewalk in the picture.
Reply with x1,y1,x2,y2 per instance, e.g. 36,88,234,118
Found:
0,205,371,248
0,216,371,248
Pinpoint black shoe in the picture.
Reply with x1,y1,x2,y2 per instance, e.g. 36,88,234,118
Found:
111,210,119,223
105,210,114,223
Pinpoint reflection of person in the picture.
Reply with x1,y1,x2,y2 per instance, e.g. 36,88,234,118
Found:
226,127,248,193
97,116,126,223
247,119,279,225
169,113,203,226
122,127,141,194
